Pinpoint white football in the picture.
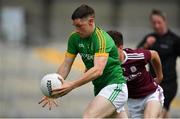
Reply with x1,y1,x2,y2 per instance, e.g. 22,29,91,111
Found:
40,73,63,97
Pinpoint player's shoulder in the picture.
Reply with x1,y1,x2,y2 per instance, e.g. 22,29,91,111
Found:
124,48,150,55
95,27,109,37
94,27,113,43
124,48,151,61
68,31,80,43
69,31,80,38
124,48,143,53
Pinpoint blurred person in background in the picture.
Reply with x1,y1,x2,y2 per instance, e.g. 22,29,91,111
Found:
108,30,164,118
137,9,180,118
39,4,128,118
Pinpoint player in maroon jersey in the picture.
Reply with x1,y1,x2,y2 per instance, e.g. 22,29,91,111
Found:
107,30,164,118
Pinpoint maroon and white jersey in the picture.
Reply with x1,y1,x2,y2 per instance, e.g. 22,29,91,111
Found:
121,48,158,98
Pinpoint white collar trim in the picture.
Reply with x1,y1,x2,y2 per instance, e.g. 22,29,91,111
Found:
122,50,128,64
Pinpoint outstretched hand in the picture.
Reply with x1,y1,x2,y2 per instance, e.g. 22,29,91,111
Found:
38,96,58,110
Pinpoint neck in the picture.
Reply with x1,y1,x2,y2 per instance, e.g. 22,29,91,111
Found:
119,49,125,62
158,26,168,36
163,27,168,34
161,27,168,35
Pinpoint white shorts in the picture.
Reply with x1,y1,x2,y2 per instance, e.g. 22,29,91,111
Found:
127,85,164,118
98,83,128,113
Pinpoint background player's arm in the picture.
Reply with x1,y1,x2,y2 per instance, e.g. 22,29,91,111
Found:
150,50,163,84
57,54,76,80
143,36,156,49
137,35,156,49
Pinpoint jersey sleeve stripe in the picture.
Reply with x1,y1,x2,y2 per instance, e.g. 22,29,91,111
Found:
96,29,103,53
99,30,105,53
97,30,104,53
65,52,76,58
100,30,106,53
96,28,106,53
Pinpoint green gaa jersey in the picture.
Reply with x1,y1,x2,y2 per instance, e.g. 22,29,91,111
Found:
66,27,126,95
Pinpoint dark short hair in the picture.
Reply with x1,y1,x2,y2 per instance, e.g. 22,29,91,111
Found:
150,9,167,20
107,30,123,47
71,4,95,20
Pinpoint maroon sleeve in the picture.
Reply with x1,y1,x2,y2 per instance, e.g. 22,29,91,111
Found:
143,49,151,62
137,49,151,62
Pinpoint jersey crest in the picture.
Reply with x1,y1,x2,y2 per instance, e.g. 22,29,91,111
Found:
130,66,137,73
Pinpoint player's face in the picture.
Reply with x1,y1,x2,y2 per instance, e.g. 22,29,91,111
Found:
73,17,94,38
150,15,167,35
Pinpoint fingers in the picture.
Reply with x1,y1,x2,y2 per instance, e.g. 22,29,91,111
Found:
53,91,67,97
52,87,71,97
39,96,59,110
146,36,156,45
48,99,59,110
49,100,58,110
42,101,48,108
52,88,61,92
57,91,67,97
52,88,63,95
48,100,51,110
53,100,58,107
52,91,60,96
38,96,47,104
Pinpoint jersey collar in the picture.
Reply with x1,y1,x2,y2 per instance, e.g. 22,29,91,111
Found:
122,50,128,64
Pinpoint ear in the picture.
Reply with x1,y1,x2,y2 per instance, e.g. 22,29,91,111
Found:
88,17,94,25
119,45,123,49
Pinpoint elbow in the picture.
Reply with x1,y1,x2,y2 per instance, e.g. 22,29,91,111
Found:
157,74,163,84
158,67,164,82
159,74,163,82
151,50,159,60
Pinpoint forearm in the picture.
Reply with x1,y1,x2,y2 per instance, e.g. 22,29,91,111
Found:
137,39,146,48
57,63,71,80
150,51,163,84
151,63,163,84
57,56,75,80
143,42,150,49
71,66,102,89
142,41,152,49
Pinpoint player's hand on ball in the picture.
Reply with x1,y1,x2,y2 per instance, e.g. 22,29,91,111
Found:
52,81,74,97
40,73,64,97
38,96,58,110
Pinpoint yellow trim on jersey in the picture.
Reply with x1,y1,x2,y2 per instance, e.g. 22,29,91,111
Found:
96,30,102,52
65,52,76,58
96,29,104,53
95,53,109,57
96,28,106,53
100,30,106,53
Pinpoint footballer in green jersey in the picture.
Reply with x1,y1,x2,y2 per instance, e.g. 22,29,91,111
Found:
67,27,125,95
39,4,128,118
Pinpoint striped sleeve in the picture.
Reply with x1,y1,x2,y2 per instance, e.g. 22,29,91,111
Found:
95,28,109,57
67,32,78,57
136,49,151,62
